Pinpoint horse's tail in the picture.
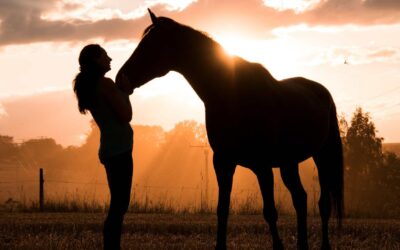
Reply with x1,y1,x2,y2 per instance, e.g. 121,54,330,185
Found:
315,104,344,228
329,108,344,228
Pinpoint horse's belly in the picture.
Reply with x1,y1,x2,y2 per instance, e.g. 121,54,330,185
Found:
206,124,316,166
235,137,317,167
205,96,330,166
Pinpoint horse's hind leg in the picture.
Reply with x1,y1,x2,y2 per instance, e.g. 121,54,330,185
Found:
254,167,283,250
213,154,236,250
313,154,332,250
280,164,309,250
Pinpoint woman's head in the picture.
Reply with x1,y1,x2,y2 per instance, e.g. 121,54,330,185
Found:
79,44,112,75
73,44,112,114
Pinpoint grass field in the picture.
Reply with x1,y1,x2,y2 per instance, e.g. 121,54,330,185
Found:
0,212,399,249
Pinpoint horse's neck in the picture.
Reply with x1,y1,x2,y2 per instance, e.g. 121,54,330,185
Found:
177,46,237,104
177,49,277,106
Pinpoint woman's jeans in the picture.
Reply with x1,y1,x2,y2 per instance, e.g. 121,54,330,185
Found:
103,151,133,250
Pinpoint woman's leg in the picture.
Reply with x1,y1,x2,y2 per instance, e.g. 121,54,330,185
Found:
103,151,133,250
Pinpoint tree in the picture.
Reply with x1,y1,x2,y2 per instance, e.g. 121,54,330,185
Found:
0,135,18,162
341,107,400,217
18,137,63,169
342,107,384,213
140,120,209,194
345,107,383,176
380,152,400,215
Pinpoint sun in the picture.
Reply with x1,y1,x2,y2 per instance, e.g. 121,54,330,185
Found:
213,34,275,69
214,34,254,58
213,33,301,80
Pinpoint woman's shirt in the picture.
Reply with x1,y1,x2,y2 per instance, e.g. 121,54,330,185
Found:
90,79,133,163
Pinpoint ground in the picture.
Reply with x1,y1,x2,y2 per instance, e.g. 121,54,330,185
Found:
0,213,399,249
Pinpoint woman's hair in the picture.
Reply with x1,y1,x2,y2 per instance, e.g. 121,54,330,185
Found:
73,44,104,114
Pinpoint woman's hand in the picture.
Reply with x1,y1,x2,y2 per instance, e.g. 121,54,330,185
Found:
116,74,133,95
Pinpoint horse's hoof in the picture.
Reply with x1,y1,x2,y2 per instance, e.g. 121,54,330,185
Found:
273,240,284,250
297,242,309,250
215,243,227,250
320,242,331,250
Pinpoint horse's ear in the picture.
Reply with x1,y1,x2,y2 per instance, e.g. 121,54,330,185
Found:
148,8,158,24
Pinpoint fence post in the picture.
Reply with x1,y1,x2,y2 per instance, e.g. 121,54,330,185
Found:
39,168,44,212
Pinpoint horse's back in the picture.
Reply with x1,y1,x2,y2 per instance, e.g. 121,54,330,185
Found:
234,75,334,140
275,77,334,123
278,77,333,107
273,77,334,157
206,74,336,165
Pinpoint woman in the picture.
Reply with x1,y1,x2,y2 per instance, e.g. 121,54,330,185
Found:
73,44,133,250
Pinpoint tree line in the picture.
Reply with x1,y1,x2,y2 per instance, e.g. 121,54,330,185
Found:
340,107,400,217
1,108,400,217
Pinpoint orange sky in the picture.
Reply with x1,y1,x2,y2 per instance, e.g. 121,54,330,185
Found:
0,0,400,146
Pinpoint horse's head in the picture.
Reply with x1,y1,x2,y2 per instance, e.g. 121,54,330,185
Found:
116,9,181,92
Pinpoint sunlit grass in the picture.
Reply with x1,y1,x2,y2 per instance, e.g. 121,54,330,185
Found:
0,213,399,249
1,190,399,249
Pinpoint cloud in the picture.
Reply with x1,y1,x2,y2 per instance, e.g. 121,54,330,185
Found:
0,0,150,46
144,0,197,11
0,0,399,47
310,46,400,66
367,49,397,59
262,0,321,13
363,0,400,9
304,0,400,26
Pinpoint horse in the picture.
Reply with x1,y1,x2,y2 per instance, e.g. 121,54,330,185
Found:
117,9,344,250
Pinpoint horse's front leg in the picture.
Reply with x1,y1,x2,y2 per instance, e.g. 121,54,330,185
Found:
281,165,309,250
253,167,284,250
214,153,236,250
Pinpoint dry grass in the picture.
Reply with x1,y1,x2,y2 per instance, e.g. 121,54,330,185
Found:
0,212,399,249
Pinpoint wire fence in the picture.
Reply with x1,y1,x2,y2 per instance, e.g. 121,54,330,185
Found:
0,170,242,211
0,166,322,215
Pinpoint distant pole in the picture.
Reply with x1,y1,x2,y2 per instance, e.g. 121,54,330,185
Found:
39,168,44,212
190,142,211,211
203,147,209,210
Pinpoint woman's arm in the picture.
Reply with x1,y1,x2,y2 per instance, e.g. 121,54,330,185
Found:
116,73,133,95
101,77,132,122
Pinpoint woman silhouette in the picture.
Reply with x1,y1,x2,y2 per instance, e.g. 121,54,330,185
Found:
73,44,133,250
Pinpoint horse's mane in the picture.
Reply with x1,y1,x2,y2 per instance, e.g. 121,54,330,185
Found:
143,17,276,82
143,17,222,51
142,24,154,37
178,22,224,52
179,19,277,82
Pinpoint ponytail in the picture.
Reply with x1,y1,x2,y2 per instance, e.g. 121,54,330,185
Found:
73,44,103,114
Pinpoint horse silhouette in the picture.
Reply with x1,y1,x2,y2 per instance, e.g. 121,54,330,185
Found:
117,9,344,250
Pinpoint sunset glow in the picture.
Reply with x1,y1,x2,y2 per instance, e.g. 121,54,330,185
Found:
262,0,320,13
1,3,400,247
0,0,399,146
215,34,259,59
